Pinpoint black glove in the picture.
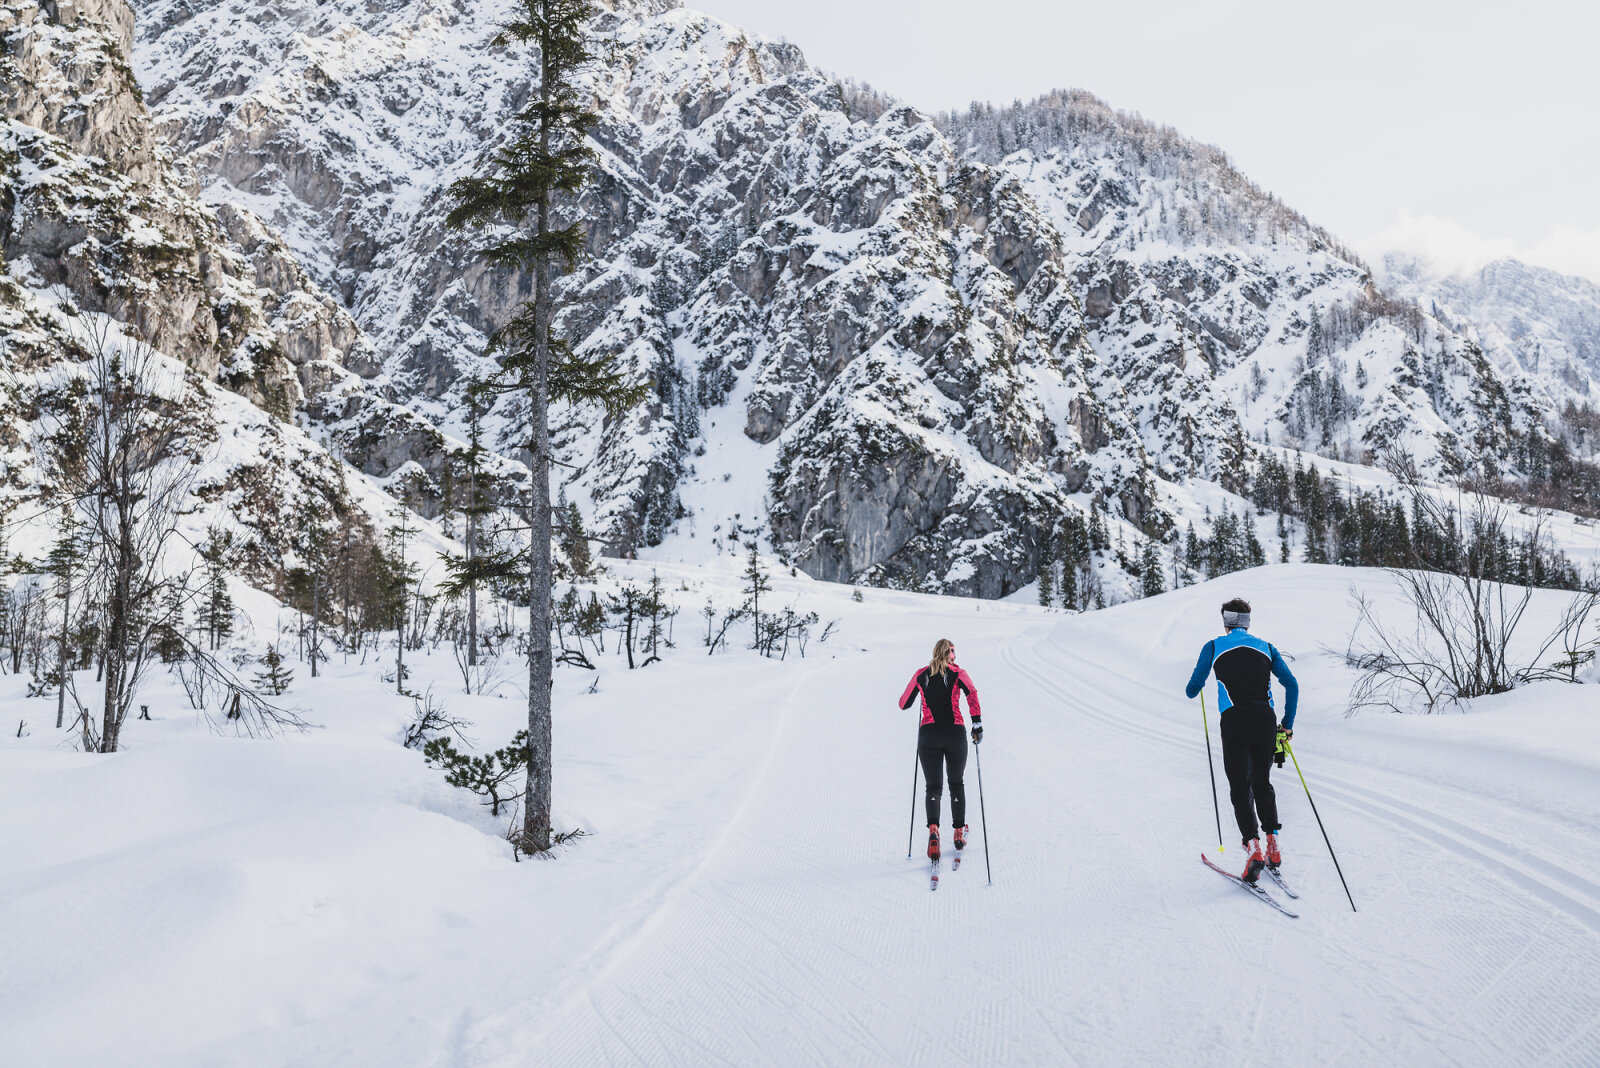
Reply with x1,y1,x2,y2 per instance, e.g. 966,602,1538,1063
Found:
970,723,983,745
1274,725,1291,767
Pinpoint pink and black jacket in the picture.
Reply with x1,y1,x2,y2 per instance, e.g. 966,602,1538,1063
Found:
900,663,981,727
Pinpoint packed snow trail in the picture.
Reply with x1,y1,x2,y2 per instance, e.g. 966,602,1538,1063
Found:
455,570,1600,1067
4,566,1600,1066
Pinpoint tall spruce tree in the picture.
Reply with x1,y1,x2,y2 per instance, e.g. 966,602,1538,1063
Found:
1140,540,1165,598
196,527,235,652
444,0,644,850
385,504,421,696
297,499,331,678
742,545,772,655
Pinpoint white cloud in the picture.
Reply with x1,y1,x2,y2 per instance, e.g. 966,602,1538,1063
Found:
1359,211,1600,285
1521,226,1600,285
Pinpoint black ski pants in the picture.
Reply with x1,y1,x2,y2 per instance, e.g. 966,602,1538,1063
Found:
1220,702,1279,842
918,723,967,828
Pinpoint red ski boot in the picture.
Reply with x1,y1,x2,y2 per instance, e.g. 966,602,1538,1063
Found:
1264,832,1282,870
926,824,940,862
1240,838,1266,884
954,824,969,852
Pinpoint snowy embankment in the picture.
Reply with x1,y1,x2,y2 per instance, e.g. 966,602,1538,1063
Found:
3,564,1599,1066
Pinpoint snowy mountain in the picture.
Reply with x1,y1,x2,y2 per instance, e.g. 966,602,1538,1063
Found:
6,0,1593,598
1380,253,1600,422
122,0,1584,595
943,94,1558,482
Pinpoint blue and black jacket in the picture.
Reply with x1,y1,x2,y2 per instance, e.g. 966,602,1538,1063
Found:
1184,629,1299,728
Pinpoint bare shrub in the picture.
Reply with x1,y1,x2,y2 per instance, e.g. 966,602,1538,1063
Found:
1345,449,1600,714
402,686,472,750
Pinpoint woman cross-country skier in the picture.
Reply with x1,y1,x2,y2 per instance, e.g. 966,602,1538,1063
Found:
899,638,982,863
1185,597,1299,883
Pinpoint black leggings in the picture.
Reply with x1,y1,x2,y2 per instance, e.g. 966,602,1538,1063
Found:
919,724,968,828
1220,703,1279,842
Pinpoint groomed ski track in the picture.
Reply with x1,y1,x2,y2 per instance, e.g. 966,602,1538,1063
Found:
6,566,1600,1066
469,568,1600,1067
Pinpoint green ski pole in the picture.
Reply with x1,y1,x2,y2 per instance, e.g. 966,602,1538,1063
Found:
1286,741,1357,913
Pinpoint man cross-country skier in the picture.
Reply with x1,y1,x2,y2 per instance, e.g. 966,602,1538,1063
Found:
1185,598,1298,883
899,639,982,864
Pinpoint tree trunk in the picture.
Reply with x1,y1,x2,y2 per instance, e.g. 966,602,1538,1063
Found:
310,572,320,678
522,73,556,853
101,516,132,753
467,464,478,668
55,581,70,729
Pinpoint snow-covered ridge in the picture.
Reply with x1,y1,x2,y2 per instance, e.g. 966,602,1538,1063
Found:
1381,252,1600,417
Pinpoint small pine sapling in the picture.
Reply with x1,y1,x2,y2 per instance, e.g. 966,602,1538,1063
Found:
423,731,530,816
252,643,294,696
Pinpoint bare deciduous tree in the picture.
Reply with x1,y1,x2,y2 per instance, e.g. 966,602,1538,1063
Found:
38,318,199,752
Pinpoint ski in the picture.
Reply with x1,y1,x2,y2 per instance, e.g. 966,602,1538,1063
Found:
1201,853,1298,918
1264,865,1299,899
930,855,940,891
952,850,962,872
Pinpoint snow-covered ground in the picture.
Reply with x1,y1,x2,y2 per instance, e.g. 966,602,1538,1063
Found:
3,563,1599,1065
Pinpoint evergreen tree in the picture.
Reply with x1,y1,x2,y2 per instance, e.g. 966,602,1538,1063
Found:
155,586,187,664
741,545,772,654
442,378,498,666
296,499,332,678
444,0,646,852
252,643,293,696
385,505,422,695
424,731,530,817
556,494,593,580
195,527,235,652
642,569,670,662
1140,540,1165,598
606,582,645,669
43,509,86,729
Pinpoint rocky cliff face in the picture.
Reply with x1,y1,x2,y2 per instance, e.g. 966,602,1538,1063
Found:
942,93,1556,481
132,0,1170,595
0,0,479,584
1,0,380,412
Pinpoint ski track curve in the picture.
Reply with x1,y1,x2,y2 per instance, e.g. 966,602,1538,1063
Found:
1003,638,1600,1067
1014,639,1600,935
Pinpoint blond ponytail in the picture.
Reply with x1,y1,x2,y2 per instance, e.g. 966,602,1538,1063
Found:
928,638,955,678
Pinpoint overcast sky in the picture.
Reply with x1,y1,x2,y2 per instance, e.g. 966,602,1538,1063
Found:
692,0,1600,282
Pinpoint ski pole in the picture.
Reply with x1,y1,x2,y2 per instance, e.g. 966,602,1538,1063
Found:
1200,692,1224,853
975,738,992,885
906,743,920,858
1286,741,1357,913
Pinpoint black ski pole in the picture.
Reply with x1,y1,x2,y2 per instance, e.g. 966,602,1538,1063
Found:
975,738,992,885
1200,693,1225,853
906,743,920,858
1286,741,1357,913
